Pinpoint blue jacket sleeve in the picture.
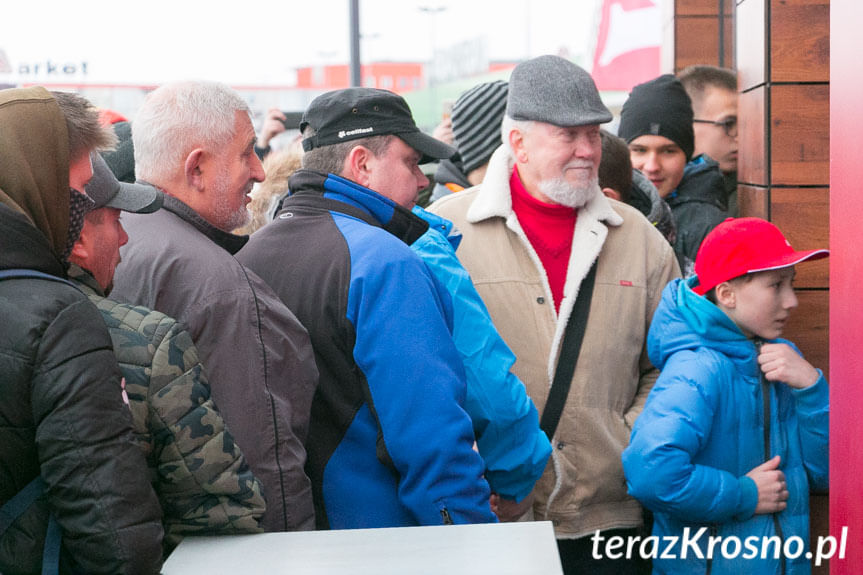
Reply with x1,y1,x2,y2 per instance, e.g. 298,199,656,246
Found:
409,217,551,502
622,353,758,523
790,371,829,491
347,235,497,525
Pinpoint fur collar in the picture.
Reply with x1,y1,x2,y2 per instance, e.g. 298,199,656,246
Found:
465,146,624,228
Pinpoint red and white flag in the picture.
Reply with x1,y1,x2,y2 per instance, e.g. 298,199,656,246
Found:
591,0,661,92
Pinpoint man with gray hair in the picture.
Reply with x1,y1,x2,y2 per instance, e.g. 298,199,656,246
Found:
430,55,680,574
111,81,318,533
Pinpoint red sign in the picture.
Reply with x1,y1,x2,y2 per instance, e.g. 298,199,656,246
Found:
591,0,661,92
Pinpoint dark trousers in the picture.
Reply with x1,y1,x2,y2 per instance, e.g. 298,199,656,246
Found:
556,528,647,575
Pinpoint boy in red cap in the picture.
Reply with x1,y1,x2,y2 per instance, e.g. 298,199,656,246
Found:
622,217,829,574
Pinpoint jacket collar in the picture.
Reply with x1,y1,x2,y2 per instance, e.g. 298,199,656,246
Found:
465,145,624,228
0,203,68,277
67,263,105,297
286,170,429,246
161,195,249,255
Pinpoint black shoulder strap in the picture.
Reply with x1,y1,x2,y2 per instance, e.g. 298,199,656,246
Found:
539,260,598,440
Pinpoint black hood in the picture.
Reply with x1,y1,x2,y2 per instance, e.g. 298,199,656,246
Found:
667,155,728,211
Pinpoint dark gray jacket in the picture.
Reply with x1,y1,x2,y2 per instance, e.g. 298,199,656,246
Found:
111,196,318,532
666,155,730,276
1,204,164,575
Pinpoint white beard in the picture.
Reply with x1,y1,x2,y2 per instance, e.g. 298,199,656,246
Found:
538,176,600,208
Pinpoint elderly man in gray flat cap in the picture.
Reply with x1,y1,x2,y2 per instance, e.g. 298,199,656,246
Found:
430,55,680,574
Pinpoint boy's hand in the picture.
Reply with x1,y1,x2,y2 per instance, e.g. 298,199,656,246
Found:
745,455,789,514
758,342,819,389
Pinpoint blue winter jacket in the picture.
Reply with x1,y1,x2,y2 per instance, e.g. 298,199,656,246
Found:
238,171,496,529
622,277,829,574
411,206,552,502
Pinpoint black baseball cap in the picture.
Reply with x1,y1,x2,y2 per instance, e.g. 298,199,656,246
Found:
85,154,163,213
300,88,457,164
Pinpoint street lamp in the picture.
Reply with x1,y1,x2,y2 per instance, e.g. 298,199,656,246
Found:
418,5,447,123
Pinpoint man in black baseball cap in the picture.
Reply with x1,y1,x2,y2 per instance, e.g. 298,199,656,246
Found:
237,88,498,530
300,88,455,165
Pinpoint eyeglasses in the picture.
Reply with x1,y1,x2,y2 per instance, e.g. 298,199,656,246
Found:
693,116,737,138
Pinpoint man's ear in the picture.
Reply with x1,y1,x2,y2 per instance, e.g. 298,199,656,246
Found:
601,187,621,201
509,128,527,163
184,148,206,191
714,281,736,309
69,223,91,263
344,145,373,188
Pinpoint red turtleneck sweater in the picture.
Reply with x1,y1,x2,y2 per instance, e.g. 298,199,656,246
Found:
510,168,577,312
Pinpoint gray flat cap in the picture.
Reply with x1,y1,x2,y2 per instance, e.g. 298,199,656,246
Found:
507,55,612,127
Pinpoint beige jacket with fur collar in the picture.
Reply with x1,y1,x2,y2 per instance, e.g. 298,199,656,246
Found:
430,146,680,538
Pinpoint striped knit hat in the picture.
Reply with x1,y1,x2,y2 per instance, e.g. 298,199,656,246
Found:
451,80,508,174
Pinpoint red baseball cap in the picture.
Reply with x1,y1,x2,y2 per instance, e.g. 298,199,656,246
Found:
693,217,829,295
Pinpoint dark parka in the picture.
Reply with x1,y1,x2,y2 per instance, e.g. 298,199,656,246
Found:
0,87,163,574
666,155,730,275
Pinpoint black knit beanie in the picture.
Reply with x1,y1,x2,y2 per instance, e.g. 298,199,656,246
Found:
618,74,695,161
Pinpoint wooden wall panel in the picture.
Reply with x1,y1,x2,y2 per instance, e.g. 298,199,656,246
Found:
771,188,830,288
738,86,767,186
771,0,830,82
722,13,735,68
675,17,720,70
783,291,829,380
736,185,768,218
736,0,766,90
676,0,719,16
771,85,830,185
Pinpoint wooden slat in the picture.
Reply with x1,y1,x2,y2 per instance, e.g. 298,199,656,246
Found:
771,0,830,82
771,188,830,288
736,0,766,90
738,86,767,186
771,84,830,186
722,13,735,68
675,16,720,69
675,0,720,16
783,290,829,381
737,185,769,218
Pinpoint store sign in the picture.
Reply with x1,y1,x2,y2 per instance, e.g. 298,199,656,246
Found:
0,50,89,79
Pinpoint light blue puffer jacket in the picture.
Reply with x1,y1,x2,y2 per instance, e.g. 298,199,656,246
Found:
412,206,552,502
622,277,828,574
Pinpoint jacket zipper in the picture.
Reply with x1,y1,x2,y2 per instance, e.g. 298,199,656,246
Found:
756,339,786,575
440,506,453,525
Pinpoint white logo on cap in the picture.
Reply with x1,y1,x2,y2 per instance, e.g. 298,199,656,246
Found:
338,127,374,138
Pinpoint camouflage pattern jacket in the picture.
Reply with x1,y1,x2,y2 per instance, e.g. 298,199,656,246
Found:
68,265,266,552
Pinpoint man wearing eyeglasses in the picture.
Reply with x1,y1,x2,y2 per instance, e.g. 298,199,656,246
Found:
619,74,730,276
679,65,739,216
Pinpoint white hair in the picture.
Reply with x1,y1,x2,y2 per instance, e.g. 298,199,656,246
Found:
500,115,536,155
133,81,250,183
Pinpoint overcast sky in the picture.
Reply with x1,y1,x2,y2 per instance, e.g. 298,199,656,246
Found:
2,0,601,85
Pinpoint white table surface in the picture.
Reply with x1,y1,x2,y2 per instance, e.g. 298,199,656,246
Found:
162,520,563,574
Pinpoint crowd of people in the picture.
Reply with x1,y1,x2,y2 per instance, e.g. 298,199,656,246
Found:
0,54,827,575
